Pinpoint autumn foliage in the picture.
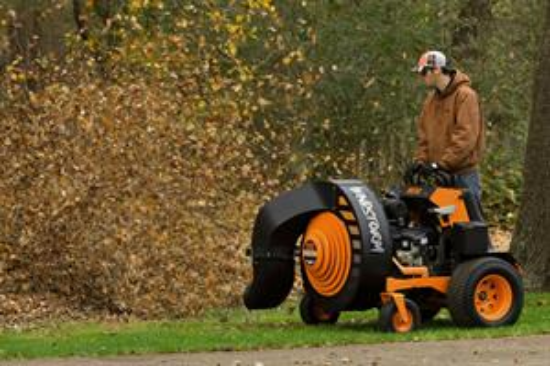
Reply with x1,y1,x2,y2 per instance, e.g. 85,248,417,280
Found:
0,1,315,322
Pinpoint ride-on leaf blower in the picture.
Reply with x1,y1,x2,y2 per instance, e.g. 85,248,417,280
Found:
243,164,523,333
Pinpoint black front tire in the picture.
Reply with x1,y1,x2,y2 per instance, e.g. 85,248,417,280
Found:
299,294,340,325
379,298,421,333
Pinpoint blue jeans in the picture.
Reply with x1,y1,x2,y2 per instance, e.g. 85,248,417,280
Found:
455,171,482,202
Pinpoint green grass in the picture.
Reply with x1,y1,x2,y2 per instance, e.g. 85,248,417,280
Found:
1,292,549,360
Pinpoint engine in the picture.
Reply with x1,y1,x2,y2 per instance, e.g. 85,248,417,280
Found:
393,227,435,267
383,190,438,268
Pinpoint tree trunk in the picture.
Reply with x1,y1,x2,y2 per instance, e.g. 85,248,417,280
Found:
72,0,90,41
511,0,550,290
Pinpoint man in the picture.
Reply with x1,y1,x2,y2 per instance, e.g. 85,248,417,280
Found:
412,50,485,201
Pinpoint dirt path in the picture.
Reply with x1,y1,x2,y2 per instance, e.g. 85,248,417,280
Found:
2,334,549,366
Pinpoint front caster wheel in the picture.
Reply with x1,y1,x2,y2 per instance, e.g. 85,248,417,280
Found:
379,298,421,333
299,294,340,325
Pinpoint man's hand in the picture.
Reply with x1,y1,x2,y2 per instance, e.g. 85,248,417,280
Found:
412,160,426,172
425,162,455,186
423,162,439,174
404,160,426,184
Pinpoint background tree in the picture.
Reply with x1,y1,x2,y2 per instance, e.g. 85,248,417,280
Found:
511,0,550,290
452,0,494,58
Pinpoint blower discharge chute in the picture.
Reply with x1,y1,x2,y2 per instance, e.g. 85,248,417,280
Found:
243,168,523,332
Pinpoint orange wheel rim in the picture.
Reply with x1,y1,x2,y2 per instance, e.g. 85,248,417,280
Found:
392,310,414,333
474,274,513,322
302,212,352,297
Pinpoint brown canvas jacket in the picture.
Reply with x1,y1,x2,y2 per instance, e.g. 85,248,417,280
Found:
414,71,485,174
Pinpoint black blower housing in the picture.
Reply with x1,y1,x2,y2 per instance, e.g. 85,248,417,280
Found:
243,180,393,311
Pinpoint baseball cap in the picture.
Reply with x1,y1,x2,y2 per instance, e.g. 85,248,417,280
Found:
412,50,452,74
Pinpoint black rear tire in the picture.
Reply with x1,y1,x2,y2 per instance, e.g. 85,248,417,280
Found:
448,257,523,327
408,291,443,323
299,294,340,325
